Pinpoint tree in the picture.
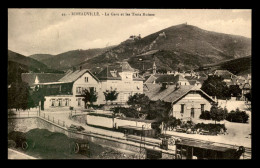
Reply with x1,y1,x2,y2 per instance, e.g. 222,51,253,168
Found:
146,100,171,121
244,90,252,102
30,86,45,110
111,107,139,118
199,110,211,120
8,82,30,110
229,85,242,98
82,88,98,108
127,93,150,112
157,68,167,74
210,104,227,125
103,88,119,104
201,75,230,99
226,108,249,123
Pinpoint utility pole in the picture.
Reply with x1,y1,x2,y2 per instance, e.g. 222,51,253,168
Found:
139,125,146,159
39,101,41,116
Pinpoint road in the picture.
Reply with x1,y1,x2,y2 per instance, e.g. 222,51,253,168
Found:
8,148,36,159
41,111,126,139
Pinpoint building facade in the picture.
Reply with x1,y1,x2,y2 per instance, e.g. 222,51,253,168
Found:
39,62,144,110
144,84,215,120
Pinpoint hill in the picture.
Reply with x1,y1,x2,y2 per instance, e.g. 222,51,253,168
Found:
30,46,115,71
8,50,63,84
79,24,251,73
198,56,251,76
29,54,54,61
8,50,50,72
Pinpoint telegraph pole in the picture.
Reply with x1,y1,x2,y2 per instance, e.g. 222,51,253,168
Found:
139,125,146,159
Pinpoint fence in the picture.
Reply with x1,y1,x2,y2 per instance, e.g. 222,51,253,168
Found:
8,110,38,118
39,113,68,128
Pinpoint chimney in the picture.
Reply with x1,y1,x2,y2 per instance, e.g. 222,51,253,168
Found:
79,66,82,71
72,66,76,72
161,82,168,89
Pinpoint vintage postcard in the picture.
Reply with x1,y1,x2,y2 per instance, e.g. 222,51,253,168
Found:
8,8,251,159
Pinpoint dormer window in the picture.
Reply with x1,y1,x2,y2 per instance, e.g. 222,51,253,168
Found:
110,70,117,77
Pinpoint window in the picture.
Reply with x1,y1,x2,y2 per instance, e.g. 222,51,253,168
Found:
85,77,88,83
89,87,95,92
201,104,205,113
51,99,55,106
58,99,62,106
181,104,185,113
76,87,82,94
191,108,194,118
65,99,69,106
78,98,81,106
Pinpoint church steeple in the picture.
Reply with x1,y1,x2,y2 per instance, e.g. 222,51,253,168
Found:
35,75,39,84
153,61,157,74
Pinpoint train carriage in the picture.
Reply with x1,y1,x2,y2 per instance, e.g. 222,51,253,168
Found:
175,140,245,159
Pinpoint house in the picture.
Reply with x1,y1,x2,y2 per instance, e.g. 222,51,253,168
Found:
145,74,190,86
96,62,144,104
144,83,215,120
214,70,237,83
39,69,100,110
241,83,251,101
39,62,144,110
184,76,205,88
21,73,65,90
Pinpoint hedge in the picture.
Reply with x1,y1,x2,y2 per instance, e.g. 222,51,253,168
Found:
226,110,249,123
194,123,226,133
199,110,211,120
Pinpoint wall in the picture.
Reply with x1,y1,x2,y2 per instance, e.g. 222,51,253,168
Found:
44,96,73,110
83,115,152,129
172,92,212,119
73,72,100,96
114,118,152,129
86,115,114,128
8,118,38,133
100,80,143,104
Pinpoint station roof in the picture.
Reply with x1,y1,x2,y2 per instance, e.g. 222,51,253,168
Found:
176,140,235,152
118,125,153,131
21,73,65,87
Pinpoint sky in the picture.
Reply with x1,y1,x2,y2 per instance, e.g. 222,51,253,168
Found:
8,9,251,56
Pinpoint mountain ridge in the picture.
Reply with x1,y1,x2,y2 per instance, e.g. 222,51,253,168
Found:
25,24,251,74
79,24,251,73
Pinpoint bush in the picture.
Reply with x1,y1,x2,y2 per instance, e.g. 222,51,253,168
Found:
111,107,139,118
226,109,249,123
8,110,16,116
165,117,182,130
199,110,211,120
91,104,104,109
194,123,226,133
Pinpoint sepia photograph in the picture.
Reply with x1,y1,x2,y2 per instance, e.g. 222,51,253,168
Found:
7,8,251,159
